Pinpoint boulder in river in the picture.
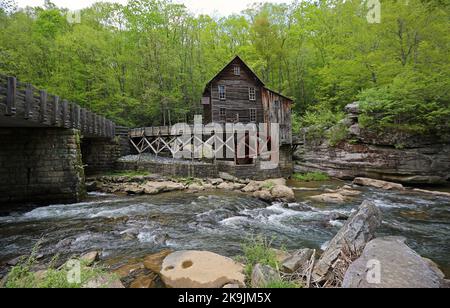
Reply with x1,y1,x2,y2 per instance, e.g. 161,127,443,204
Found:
142,181,185,194
271,185,296,203
241,181,262,193
80,251,99,266
309,187,361,204
188,183,205,192
123,183,144,195
353,177,405,190
242,179,287,193
312,200,382,284
252,184,296,203
412,188,450,198
253,189,273,202
207,178,224,185
310,192,347,204
343,237,445,288
160,250,245,288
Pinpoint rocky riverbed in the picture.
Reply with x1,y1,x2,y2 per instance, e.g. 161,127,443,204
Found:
86,172,296,203
0,176,449,288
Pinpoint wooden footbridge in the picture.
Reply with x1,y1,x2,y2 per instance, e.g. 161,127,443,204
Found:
0,75,116,138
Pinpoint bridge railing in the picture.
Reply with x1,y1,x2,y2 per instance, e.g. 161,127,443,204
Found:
0,75,116,138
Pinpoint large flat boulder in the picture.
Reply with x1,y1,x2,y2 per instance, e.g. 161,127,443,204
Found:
309,187,361,204
353,177,404,190
142,181,185,194
242,179,287,193
160,251,245,288
310,192,347,204
312,200,382,283
343,237,444,288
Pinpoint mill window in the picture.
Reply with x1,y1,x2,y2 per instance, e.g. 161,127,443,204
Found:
219,85,226,100
219,107,226,121
249,108,257,122
233,65,240,76
249,87,256,101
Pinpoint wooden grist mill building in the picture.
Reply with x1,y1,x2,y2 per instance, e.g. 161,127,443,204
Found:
129,56,295,179
202,56,293,144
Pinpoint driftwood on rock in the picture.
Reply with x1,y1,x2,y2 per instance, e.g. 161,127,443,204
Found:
311,200,382,286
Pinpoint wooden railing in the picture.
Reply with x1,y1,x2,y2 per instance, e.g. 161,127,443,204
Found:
0,75,116,138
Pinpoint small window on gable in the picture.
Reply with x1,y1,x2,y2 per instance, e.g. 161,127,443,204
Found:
249,108,257,122
218,85,226,100
274,100,280,108
219,107,226,122
234,65,240,76
249,87,256,101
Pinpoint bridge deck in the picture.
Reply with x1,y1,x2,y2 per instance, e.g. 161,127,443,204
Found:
0,75,116,138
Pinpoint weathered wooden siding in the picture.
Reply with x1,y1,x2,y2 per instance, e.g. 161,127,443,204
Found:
208,58,264,124
262,89,293,145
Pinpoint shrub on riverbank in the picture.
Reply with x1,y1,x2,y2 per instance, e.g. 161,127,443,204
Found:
241,236,280,278
241,237,304,288
4,243,115,288
292,172,330,182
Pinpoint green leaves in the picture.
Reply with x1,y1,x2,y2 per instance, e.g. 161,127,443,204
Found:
0,0,447,134
359,68,450,134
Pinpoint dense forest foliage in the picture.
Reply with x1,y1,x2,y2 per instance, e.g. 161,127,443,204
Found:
0,0,448,136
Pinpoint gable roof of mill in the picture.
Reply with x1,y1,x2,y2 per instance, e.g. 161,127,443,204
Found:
203,55,293,102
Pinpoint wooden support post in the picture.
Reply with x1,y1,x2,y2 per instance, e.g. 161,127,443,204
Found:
6,77,17,116
52,96,59,126
24,83,33,120
163,108,166,126
40,90,48,124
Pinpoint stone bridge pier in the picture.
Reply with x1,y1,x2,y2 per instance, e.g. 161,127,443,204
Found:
0,75,128,205
0,127,129,205
0,128,85,204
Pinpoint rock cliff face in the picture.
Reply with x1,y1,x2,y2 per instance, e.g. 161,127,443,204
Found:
294,103,450,184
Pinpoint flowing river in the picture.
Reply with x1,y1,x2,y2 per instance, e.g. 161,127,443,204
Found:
0,180,449,277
